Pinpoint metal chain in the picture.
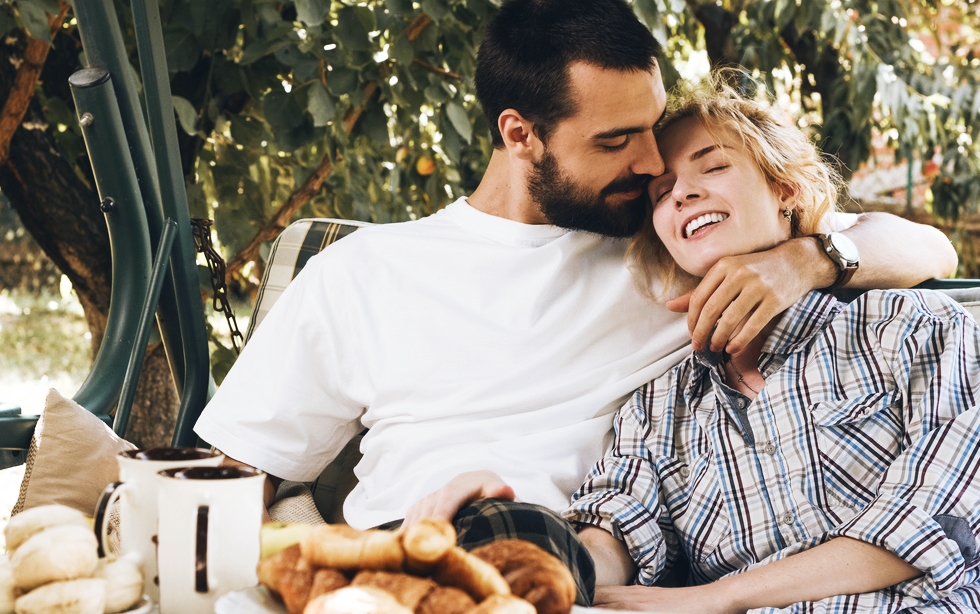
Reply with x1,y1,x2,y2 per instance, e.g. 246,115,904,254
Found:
190,218,244,354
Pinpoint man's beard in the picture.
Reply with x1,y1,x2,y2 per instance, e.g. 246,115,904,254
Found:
527,150,650,237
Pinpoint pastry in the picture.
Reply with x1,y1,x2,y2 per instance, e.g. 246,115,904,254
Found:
4,506,90,554
350,570,436,610
472,540,576,614
93,557,144,614
301,525,404,571
13,578,107,614
414,585,475,614
10,526,99,591
430,547,511,602
302,586,412,614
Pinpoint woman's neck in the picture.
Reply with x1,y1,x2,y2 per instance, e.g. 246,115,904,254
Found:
722,320,779,400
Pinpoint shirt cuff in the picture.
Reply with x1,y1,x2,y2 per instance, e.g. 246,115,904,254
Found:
831,492,969,600
564,492,667,586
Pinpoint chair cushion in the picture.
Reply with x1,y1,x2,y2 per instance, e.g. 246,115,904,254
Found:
246,218,369,342
11,389,135,517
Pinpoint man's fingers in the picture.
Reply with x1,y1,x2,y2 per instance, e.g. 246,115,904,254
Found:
481,484,516,502
665,292,692,313
725,305,777,354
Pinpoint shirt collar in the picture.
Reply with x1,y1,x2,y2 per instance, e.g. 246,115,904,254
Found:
760,291,844,357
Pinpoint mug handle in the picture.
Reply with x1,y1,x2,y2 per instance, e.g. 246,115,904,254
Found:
195,505,209,593
94,481,127,558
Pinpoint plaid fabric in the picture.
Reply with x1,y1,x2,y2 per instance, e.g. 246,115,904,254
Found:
246,218,368,342
566,290,980,612
378,499,596,606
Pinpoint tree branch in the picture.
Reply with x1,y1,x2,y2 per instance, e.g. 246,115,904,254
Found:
225,81,380,277
412,58,460,79
223,13,437,280
0,2,70,167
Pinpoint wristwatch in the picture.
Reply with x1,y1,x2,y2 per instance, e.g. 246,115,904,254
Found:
812,232,859,290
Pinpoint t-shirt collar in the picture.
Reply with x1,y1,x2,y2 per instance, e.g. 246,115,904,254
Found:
444,197,571,246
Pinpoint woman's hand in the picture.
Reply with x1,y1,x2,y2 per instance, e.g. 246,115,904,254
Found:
404,470,516,525
594,584,737,614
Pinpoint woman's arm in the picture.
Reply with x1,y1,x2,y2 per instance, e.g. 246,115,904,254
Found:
593,537,920,614
674,211,958,354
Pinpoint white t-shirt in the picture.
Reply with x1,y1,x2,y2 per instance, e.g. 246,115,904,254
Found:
193,198,692,528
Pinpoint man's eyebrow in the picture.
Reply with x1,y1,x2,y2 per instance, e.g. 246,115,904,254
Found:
591,126,651,140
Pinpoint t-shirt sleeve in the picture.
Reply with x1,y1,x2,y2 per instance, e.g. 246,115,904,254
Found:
562,382,674,586
818,211,860,233
194,251,365,482
829,291,980,602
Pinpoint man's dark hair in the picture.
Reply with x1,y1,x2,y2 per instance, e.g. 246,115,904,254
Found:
475,0,662,149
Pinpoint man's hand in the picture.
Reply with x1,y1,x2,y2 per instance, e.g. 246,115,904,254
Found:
666,239,821,354
594,584,735,614
404,470,516,525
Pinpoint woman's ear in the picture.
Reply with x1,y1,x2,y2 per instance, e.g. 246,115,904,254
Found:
498,109,542,160
776,183,798,204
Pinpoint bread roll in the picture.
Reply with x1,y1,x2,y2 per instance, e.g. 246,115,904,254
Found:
307,568,349,603
11,526,99,591
468,594,537,614
430,547,510,602
351,570,436,610
257,543,304,595
415,585,475,614
302,586,412,614
472,540,576,614
0,562,15,614
301,525,404,571
4,506,90,554
93,557,143,614
401,519,455,573
13,578,107,614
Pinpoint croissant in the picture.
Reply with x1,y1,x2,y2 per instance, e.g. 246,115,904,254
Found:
472,540,576,614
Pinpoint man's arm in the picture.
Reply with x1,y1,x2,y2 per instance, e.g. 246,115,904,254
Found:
672,212,958,354
592,536,921,614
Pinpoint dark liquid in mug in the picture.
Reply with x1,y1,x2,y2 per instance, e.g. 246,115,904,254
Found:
160,466,262,480
123,447,215,462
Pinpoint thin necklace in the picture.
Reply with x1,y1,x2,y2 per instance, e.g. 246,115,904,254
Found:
725,356,760,395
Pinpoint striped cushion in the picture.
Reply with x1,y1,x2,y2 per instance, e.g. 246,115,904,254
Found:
246,218,370,343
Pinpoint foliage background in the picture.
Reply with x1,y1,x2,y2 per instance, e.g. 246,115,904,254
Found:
0,0,978,438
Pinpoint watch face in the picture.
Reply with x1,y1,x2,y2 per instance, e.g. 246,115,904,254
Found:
828,232,860,265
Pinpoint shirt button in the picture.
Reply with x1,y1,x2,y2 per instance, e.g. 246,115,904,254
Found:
762,442,776,455
679,466,691,479
781,512,795,525
736,398,747,409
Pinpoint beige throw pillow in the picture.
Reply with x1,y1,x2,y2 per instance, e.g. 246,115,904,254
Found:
11,389,135,517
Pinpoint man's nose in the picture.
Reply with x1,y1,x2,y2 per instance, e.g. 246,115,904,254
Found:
630,131,665,177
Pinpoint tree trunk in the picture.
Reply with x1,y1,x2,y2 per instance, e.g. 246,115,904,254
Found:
0,30,179,446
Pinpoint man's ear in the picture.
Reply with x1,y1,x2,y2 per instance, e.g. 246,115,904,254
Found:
498,109,543,160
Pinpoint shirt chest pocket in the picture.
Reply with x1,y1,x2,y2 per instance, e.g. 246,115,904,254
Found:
657,453,732,565
810,391,903,513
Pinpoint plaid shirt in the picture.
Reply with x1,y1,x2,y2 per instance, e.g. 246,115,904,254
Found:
565,290,980,613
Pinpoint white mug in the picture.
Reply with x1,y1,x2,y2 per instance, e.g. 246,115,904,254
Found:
155,465,266,614
94,447,224,603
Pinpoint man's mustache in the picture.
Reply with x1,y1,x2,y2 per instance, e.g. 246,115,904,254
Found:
601,174,652,197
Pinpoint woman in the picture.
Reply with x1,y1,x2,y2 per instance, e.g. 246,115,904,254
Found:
562,77,980,613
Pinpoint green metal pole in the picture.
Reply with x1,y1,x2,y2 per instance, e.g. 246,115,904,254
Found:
115,219,178,438
69,68,154,417
128,0,212,446
72,0,190,393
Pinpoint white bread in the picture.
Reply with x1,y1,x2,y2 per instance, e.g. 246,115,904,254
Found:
302,586,412,614
10,525,99,591
13,578,107,614
4,506,90,554
93,557,143,614
0,562,15,614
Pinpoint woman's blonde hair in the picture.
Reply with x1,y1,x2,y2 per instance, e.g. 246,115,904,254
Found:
628,71,843,299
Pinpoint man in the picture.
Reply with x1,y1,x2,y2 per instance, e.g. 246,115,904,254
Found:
195,0,957,605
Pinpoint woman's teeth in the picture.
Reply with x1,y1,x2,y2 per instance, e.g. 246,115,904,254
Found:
685,212,729,238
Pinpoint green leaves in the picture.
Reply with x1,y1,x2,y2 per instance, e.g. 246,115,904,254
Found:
172,96,198,135
16,0,51,41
